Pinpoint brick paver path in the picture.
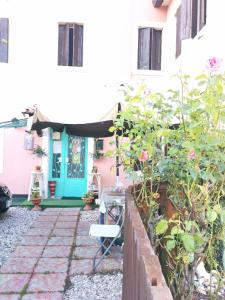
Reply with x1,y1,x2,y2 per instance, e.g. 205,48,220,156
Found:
0,208,123,299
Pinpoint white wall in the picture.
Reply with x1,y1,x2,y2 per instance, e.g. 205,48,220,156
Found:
0,0,169,124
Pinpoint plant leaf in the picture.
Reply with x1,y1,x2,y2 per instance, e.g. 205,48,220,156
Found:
155,219,168,235
166,239,176,251
181,234,195,252
206,210,217,223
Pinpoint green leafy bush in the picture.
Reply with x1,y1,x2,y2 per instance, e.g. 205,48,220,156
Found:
111,61,225,299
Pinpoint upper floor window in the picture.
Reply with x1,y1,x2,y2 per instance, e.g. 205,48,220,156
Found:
181,0,207,40
0,18,9,63
191,0,207,38
58,23,83,67
176,0,207,58
137,27,162,71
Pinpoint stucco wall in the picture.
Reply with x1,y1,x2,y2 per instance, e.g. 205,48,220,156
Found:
0,128,41,195
0,0,167,122
94,137,131,189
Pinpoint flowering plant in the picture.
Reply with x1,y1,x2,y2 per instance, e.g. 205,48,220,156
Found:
110,59,225,299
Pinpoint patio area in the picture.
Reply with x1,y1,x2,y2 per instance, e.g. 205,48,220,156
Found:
0,208,123,299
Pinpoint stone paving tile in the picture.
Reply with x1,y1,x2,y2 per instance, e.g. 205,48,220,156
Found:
76,227,89,236
55,221,77,229
24,228,52,236
59,210,80,216
47,237,74,246
42,246,71,258
0,274,31,293
27,273,67,292
37,216,58,222
51,228,75,237
99,258,123,272
22,292,63,300
34,258,68,273
69,259,93,275
12,246,45,258
0,258,38,273
0,294,20,300
44,208,62,212
77,221,91,228
73,246,99,259
40,211,61,216
31,221,56,228
76,235,100,247
20,236,49,246
60,208,80,212
57,216,78,222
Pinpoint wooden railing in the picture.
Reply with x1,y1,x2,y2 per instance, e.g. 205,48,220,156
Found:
122,188,173,300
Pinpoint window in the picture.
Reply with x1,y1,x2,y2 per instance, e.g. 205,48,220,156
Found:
181,0,207,40
176,6,182,58
58,23,83,67
191,0,207,38
0,18,9,63
137,27,162,71
176,0,207,58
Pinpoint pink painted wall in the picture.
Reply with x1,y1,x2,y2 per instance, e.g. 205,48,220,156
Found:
0,127,42,195
148,5,168,21
94,137,131,189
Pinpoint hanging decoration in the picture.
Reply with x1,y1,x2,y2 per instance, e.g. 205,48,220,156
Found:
24,132,34,150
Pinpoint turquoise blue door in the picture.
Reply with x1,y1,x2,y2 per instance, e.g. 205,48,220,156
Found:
49,131,88,198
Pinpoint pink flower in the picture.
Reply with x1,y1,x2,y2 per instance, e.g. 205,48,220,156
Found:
187,149,196,160
139,150,148,162
206,57,222,72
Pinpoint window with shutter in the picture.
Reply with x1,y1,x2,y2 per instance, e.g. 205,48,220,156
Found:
181,0,207,40
138,27,162,71
58,23,83,67
0,18,9,63
176,5,182,58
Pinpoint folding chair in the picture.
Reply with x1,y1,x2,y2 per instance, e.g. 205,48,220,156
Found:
89,204,124,272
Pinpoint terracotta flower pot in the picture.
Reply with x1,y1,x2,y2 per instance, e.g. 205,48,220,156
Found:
82,197,94,211
31,198,42,211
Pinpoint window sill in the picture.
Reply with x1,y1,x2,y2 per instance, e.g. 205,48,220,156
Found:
56,66,88,73
131,70,164,76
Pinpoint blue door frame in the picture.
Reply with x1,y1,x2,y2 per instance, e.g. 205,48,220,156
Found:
49,131,88,198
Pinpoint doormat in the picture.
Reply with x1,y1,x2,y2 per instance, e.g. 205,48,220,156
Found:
20,198,84,208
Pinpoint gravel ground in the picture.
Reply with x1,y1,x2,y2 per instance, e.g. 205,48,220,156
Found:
0,207,40,267
80,209,100,222
64,272,123,300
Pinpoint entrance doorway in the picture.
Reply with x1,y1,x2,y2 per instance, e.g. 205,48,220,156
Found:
49,131,88,198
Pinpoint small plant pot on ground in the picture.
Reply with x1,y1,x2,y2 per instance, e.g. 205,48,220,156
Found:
31,198,42,211
82,197,94,211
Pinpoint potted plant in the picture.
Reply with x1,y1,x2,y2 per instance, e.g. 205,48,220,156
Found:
31,190,42,211
82,191,94,211
32,145,47,158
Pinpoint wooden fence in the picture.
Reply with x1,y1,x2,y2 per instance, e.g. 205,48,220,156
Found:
122,188,173,300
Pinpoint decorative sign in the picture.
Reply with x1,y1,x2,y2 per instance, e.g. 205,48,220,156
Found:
24,132,34,150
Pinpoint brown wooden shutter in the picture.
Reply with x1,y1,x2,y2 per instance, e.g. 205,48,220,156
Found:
73,24,83,67
191,0,198,38
199,0,207,31
151,28,162,70
176,5,182,58
58,24,69,66
181,0,192,40
0,18,9,63
138,27,151,70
